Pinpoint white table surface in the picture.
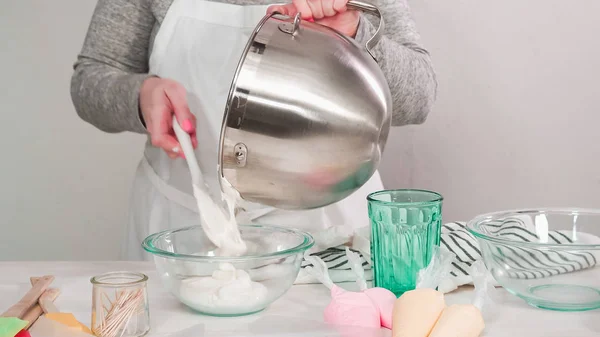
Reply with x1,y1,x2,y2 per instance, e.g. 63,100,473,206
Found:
1,262,598,337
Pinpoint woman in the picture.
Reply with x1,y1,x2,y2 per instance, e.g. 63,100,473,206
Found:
71,0,437,260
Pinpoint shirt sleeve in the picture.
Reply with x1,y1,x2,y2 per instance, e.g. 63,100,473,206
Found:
70,0,156,134
354,0,438,126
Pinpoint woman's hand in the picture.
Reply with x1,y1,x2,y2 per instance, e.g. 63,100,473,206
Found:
268,0,359,37
139,77,197,159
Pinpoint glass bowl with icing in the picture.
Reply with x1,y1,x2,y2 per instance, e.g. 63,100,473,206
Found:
142,224,314,316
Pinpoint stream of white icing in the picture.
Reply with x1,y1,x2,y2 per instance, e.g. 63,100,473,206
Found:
192,177,247,256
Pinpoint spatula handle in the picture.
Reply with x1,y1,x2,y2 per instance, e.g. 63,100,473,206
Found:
26,289,60,330
172,115,203,186
39,296,60,314
30,277,60,313
1,275,54,319
21,305,43,330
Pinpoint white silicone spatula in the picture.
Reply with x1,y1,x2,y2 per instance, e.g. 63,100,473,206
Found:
171,116,239,250
172,116,203,188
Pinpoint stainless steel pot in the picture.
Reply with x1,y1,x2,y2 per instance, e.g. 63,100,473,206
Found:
218,1,392,210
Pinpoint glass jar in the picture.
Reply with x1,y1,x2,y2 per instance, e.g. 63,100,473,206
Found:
91,271,150,337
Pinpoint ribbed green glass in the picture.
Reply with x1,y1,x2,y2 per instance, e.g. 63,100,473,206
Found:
368,189,443,296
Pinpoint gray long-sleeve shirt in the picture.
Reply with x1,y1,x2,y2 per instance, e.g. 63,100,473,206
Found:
70,0,436,134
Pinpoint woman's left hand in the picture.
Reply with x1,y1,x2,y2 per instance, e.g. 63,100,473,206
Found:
267,0,359,37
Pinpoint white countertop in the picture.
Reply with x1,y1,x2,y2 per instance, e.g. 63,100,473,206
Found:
1,262,598,337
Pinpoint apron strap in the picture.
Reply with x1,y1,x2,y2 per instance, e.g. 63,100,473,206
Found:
140,155,199,213
140,155,277,220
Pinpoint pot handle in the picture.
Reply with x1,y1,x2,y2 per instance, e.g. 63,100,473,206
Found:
346,0,384,61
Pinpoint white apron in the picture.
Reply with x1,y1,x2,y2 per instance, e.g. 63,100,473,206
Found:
122,0,384,261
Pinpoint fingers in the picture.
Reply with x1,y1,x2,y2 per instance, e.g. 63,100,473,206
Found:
267,4,296,16
306,0,324,19
164,83,195,133
270,4,313,21
272,0,347,20
140,78,198,158
164,82,197,150
333,0,348,12
191,133,198,149
167,150,179,159
321,0,336,17
293,0,314,20
147,106,185,158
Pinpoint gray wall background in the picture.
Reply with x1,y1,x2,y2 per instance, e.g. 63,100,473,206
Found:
1,0,599,260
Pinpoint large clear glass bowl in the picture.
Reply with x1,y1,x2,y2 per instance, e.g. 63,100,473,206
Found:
467,208,600,311
142,224,314,316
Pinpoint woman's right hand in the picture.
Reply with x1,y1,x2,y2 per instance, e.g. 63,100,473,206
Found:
139,77,197,158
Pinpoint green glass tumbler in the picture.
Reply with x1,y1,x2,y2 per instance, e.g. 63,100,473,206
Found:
368,189,443,296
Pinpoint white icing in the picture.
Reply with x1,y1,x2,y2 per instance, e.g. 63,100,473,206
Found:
186,174,275,313
192,177,246,256
179,263,268,313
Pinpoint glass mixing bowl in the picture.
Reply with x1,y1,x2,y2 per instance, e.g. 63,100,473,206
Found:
467,208,600,311
142,224,314,316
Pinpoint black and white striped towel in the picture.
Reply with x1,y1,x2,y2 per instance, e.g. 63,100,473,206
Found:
295,246,373,284
295,217,600,292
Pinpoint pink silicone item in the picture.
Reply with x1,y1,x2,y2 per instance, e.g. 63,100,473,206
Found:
324,285,380,328
305,248,397,330
364,287,396,329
